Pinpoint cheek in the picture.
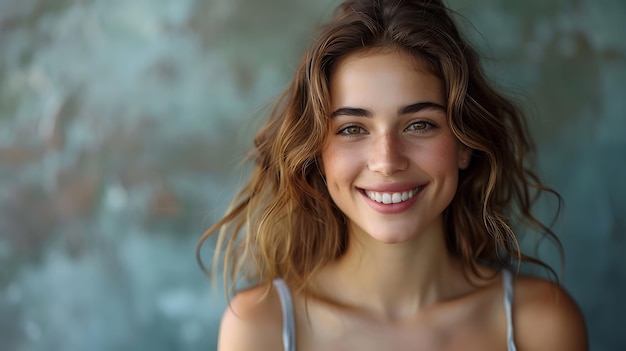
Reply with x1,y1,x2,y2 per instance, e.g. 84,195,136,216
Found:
420,139,463,173
321,145,361,189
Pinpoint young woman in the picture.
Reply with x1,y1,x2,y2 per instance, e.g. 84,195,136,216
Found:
198,0,588,350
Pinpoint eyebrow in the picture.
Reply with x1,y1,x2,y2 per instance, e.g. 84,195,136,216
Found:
331,102,446,118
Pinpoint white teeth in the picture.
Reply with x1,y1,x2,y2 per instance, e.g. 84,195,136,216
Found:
391,193,402,203
364,187,420,204
382,193,392,204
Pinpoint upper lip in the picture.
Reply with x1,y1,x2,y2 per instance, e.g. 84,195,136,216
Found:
358,183,425,193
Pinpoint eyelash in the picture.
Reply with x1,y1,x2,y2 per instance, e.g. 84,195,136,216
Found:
405,120,436,133
337,125,367,136
336,120,436,136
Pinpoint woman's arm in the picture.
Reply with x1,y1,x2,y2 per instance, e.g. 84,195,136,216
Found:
514,276,588,351
218,284,284,351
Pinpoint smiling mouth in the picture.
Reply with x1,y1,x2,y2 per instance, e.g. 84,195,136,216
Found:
363,186,423,204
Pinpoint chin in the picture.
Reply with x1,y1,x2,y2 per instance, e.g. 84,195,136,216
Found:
356,224,422,245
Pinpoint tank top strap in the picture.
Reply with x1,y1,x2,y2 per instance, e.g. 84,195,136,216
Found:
274,274,516,351
502,269,517,351
273,278,296,351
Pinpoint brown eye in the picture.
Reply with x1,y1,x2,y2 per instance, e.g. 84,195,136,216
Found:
406,121,435,133
339,125,367,135
408,122,426,130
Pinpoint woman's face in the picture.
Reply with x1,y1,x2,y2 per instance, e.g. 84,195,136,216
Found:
320,49,470,244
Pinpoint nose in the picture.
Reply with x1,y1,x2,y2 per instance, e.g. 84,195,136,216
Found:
368,132,409,176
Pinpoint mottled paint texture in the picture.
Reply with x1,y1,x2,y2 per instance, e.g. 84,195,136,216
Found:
0,0,624,350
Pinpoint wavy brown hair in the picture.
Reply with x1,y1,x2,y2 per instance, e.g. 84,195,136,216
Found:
197,0,563,295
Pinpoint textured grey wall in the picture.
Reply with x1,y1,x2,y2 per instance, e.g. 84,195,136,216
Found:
0,0,624,350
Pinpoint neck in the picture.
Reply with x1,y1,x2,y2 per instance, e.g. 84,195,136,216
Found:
315,221,470,320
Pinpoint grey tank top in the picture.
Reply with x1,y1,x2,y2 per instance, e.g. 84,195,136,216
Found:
272,269,517,351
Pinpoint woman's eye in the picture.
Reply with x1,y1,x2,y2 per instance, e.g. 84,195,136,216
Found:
339,126,367,135
406,121,433,133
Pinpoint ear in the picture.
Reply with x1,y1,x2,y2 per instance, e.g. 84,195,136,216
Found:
457,146,472,170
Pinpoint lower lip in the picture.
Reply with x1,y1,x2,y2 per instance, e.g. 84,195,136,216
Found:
360,187,423,214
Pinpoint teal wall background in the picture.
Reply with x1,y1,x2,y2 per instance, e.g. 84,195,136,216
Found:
0,0,624,350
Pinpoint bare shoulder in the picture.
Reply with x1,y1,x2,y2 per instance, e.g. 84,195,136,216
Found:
513,275,588,351
217,283,284,351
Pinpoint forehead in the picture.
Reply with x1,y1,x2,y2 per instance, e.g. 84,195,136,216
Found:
334,47,434,74
329,49,444,109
